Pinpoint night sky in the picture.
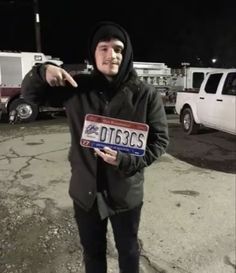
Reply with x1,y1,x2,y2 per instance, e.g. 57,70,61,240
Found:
1,0,236,68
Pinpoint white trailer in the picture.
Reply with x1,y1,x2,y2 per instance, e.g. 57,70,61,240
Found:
133,62,176,109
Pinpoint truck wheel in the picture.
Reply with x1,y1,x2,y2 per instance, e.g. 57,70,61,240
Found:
181,108,199,135
9,98,39,122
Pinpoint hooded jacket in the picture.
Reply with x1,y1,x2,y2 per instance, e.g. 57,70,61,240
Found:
21,22,169,212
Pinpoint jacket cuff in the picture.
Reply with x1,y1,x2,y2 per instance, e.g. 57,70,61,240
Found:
116,151,131,172
38,64,47,81
38,62,60,82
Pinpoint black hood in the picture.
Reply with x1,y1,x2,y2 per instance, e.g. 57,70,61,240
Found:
88,21,133,90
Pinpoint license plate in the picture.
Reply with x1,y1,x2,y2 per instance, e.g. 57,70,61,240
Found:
80,114,149,156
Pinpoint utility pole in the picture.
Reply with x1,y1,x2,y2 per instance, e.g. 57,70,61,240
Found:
33,0,42,52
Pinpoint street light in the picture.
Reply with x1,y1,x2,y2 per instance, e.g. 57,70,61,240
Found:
212,58,217,64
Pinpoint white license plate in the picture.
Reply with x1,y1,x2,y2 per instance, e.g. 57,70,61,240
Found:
80,114,149,156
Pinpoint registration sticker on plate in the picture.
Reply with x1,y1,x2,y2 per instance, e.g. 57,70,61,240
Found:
80,114,149,156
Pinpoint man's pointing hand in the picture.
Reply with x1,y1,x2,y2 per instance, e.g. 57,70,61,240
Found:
45,64,78,87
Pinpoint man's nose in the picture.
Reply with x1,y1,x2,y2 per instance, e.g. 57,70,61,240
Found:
107,48,116,58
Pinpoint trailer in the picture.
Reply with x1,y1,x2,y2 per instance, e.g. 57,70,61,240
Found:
133,61,176,110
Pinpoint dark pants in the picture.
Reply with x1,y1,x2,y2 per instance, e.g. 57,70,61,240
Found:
73,201,142,273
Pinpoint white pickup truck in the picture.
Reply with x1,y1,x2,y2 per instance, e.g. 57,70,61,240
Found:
175,69,236,135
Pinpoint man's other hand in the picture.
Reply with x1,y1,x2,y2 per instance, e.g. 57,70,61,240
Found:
94,147,118,166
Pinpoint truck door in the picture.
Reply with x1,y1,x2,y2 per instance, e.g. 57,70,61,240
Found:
196,73,223,127
213,72,236,134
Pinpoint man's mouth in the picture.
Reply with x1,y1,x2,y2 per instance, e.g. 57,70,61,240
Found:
104,62,119,65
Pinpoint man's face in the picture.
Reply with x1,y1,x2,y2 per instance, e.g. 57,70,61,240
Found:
95,39,124,78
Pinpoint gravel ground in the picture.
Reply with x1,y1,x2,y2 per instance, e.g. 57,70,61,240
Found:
0,180,85,273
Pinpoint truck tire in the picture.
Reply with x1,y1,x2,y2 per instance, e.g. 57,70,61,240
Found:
181,107,200,135
9,98,39,122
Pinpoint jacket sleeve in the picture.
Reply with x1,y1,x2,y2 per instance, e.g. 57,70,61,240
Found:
116,87,169,176
21,63,74,107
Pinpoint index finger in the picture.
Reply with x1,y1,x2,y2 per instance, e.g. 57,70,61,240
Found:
62,70,78,87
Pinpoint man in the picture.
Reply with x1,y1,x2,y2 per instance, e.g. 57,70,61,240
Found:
22,21,169,273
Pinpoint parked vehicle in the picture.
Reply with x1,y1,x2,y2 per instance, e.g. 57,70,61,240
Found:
175,69,236,135
133,62,176,110
0,51,63,122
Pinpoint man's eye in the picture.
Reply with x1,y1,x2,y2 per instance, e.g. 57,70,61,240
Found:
99,47,107,52
115,48,123,54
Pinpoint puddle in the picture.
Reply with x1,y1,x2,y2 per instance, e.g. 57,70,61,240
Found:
21,174,33,179
26,142,43,145
169,190,200,197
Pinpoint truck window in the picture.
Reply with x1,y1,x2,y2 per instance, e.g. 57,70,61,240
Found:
205,73,223,94
192,72,204,88
222,72,236,96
